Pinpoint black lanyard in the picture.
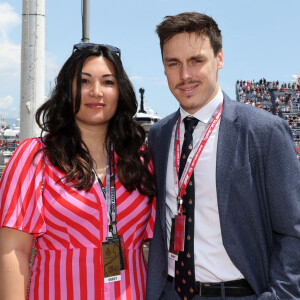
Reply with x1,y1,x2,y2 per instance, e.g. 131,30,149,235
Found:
94,141,117,237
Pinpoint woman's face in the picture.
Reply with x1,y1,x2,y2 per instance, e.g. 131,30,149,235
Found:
73,55,119,131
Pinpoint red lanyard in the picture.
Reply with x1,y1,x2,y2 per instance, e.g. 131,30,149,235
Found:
174,104,223,213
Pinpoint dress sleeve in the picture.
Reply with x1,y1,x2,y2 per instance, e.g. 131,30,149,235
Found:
144,158,156,240
0,138,46,237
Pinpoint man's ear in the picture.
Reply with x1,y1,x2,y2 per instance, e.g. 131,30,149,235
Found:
217,49,224,70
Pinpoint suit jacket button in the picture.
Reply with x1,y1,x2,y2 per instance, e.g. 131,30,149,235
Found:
162,271,167,278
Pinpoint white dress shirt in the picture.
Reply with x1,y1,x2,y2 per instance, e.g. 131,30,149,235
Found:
166,88,244,282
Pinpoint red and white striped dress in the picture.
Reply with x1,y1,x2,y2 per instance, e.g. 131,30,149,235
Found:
0,138,156,300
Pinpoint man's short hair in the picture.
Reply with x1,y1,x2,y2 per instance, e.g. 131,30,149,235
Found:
156,12,222,57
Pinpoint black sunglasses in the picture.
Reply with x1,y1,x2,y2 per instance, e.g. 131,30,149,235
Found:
72,43,121,58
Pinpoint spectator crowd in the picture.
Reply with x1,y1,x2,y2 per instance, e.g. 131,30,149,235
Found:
236,78,300,161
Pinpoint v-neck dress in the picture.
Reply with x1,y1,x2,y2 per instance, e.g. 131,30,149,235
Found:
0,138,156,300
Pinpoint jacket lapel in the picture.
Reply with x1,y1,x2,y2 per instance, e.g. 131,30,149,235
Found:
156,110,180,239
216,93,240,222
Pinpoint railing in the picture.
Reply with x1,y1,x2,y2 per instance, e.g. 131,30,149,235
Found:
291,103,300,111
0,165,5,178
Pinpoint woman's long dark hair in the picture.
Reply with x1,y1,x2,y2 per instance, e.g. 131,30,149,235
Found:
35,45,155,198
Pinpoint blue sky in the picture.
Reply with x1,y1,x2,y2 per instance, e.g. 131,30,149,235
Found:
0,0,300,120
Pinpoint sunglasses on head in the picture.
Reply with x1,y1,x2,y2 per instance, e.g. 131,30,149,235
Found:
72,43,121,58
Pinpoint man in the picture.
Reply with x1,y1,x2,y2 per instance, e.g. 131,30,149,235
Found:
146,12,300,300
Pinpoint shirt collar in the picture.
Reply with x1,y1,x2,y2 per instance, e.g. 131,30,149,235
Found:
180,88,223,124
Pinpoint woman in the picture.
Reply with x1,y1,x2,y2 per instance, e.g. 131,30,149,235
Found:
0,44,155,299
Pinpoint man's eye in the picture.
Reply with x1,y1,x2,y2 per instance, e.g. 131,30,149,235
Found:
194,59,202,64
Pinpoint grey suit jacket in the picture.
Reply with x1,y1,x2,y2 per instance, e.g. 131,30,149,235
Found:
146,93,300,299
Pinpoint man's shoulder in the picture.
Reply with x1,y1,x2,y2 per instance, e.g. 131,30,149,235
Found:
239,103,285,127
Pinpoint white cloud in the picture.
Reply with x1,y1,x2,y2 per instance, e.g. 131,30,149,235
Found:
0,42,21,72
0,2,20,73
130,75,144,81
0,3,21,118
0,95,14,109
0,3,21,72
0,95,19,119
130,75,164,82
45,51,60,96
0,3,21,42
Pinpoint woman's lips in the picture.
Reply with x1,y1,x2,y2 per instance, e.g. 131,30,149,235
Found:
85,103,105,108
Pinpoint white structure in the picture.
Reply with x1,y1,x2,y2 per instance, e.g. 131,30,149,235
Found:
20,0,46,141
292,71,300,83
134,88,161,135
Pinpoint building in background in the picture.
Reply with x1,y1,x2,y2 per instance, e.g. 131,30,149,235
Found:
134,88,161,137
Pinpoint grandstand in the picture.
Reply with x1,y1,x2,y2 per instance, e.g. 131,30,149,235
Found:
236,78,300,161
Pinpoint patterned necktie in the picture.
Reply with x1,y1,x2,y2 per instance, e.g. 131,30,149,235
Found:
175,116,199,300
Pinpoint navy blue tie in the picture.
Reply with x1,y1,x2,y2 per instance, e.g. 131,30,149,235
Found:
175,116,199,300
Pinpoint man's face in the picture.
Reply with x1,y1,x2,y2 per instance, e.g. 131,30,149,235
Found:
162,32,224,114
